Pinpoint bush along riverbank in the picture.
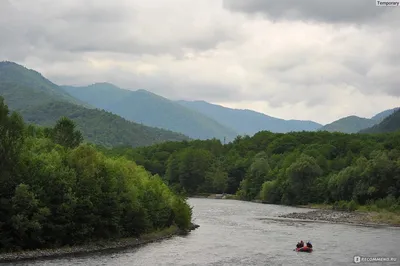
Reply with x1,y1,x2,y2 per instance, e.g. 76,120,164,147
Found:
0,223,200,263
0,98,195,260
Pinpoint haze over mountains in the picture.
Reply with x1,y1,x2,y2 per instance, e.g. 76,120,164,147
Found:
177,100,322,135
62,83,238,141
63,82,399,136
0,61,399,147
62,83,327,139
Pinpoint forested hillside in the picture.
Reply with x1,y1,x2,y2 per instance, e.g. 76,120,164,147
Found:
62,83,238,141
318,108,399,133
105,130,400,210
318,116,377,133
371,107,400,122
0,62,189,147
361,109,400,134
0,98,192,252
19,101,189,147
0,61,89,108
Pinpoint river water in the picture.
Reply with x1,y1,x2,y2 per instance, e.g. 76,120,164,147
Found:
8,198,400,266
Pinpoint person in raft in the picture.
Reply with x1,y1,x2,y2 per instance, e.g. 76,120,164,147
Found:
296,240,304,248
306,241,312,248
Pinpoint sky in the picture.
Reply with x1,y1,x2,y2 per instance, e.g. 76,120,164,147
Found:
1,0,399,124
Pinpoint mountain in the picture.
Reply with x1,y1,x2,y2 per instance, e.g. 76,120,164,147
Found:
0,61,90,109
62,83,238,141
318,116,378,134
61,83,130,109
371,107,400,122
19,101,188,147
360,109,400,134
0,62,189,147
176,100,322,135
319,107,400,133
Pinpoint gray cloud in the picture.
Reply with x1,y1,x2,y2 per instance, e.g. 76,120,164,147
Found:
1,0,399,124
0,0,235,59
223,0,394,24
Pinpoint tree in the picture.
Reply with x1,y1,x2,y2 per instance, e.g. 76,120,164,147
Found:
212,169,228,194
260,180,276,202
10,184,50,249
237,152,270,199
0,97,25,181
176,148,214,194
51,117,83,148
285,154,322,204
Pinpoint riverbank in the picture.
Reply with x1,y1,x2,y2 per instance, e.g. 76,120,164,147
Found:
199,196,400,227
191,196,400,227
191,193,236,199
250,200,400,227
0,223,200,263
278,209,400,227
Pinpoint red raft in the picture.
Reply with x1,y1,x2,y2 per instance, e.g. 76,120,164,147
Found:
296,246,313,253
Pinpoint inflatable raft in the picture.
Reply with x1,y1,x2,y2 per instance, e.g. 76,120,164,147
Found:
296,246,313,252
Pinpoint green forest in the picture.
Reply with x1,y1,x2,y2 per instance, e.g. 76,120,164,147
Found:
0,97,192,252
103,127,400,212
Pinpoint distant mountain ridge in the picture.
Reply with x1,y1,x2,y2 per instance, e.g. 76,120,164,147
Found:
176,100,323,135
318,115,377,134
319,107,399,133
0,62,189,147
371,107,400,122
61,83,130,109
360,109,400,134
2,61,398,140
62,83,398,136
62,83,239,141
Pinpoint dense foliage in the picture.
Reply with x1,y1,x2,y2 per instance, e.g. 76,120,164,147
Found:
105,129,400,210
0,97,192,252
62,83,238,141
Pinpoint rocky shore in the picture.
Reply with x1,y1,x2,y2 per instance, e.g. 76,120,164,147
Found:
0,223,200,263
278,209,400,227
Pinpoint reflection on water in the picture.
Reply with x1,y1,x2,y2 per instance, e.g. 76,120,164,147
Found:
7,198,400,266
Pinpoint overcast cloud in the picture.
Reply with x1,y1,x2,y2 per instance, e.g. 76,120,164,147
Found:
1,0,399,124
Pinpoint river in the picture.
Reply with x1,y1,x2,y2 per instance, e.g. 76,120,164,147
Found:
7,198,400,265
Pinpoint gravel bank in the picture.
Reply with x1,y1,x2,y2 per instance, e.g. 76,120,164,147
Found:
278,209,399,227
0,223,200,263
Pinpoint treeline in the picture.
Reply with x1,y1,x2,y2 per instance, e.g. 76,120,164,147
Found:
104,129,400,211
0,97,192,252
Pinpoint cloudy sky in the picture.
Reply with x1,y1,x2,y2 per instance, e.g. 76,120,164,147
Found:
1,0,399,124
